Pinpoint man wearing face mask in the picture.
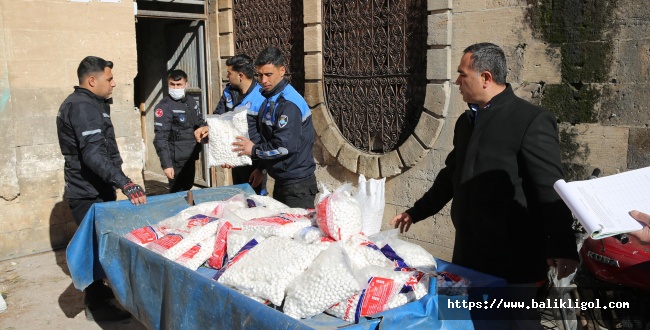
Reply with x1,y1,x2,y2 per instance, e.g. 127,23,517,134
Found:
153,69,207,193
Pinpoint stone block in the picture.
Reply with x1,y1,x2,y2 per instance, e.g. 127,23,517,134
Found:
521,43,562,84
321,125,345,159
567,124,628,174
358,154,380,179
115,135,144,170
428,0,453,11
379,150,404,178
611,38,650,84
7,59,70,90
424,82,450,117
337,143,359,173
0,197,65,233
111,109,142,138
304,53,323,81
17,170,65,202
304,25,322,53
427,47,451,81
398,135,426,168
628,127,650,170
0,148,19,201
219,34,234,57
13,115,58,147
428,12,452,46
453,0,487,12
218,0,233,10
2,1,90,32
10,88,71,118
414,113,443,149
304,82,324,106
600,84,650,126
304,0,322,24
311,104,333,137
218,10,233,34
16,144,64,177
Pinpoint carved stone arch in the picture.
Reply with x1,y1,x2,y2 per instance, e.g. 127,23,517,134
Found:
303,0,453,178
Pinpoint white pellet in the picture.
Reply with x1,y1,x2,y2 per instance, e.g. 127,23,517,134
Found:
284,244,360,319
217,236,328,306
206,110,252,167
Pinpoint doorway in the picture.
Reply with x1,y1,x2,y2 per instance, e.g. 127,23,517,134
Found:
135,13,211,187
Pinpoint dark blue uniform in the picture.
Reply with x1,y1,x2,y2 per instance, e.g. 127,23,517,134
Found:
214,82,267,194
253,79,317,208
57,87,132,223
153,96,206,193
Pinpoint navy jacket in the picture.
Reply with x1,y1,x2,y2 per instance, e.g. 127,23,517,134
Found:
406,85,578,283
153,95,206,169
56,87,130,199
253,79,315,184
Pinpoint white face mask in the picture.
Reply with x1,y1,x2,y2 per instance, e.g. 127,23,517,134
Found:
169,88,185,100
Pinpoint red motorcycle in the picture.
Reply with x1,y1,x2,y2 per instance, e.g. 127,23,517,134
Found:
573,169,650,329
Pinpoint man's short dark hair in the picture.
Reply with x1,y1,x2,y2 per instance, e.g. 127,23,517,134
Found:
168,69,188,82
77,56,113,84
463,43,507,85
226,54,255,79
255,47,284,67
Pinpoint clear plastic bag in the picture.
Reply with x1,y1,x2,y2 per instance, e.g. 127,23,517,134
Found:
284,243,361,319
316,183,362,241
370,229,437,271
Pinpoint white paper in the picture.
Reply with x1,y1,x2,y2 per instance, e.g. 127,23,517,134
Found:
553,167,650,239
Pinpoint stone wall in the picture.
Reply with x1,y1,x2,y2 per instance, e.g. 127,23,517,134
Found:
0,0,142,260
2,0,649,262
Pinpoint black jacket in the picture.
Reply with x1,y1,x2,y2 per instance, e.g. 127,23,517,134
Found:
153,95,207,169
56,87,130,199
406,85,579,283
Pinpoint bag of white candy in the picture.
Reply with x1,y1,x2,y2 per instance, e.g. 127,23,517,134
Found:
206,109,252,167
326,265,414,323
205,209,248,269
316,183,362,241
174,234,217,270
243,212,312,238
284,243,361,319
343,234,393,269
370,229,437,271
215,236,329,306
147,214,220,261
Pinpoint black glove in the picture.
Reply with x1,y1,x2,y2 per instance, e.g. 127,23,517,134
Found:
122,181,146,201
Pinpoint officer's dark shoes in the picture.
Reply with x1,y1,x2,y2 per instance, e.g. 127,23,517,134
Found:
85,301,132,322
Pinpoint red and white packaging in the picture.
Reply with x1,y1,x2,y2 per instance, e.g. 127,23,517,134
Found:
124,225,170,246
316,184,363,241
243,213,312,238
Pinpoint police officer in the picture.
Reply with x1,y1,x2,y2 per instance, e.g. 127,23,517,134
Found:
153,70,207,193
230,47,318,208
212,54,267,194
57,56,146,321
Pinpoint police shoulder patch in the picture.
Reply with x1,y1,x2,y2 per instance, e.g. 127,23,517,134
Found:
278,115,289,128
155,108,163,117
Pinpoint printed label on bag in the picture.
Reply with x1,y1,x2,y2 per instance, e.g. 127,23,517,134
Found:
207,221,234,269
130,226,160,244
360,277,395,316
213,238,259,281
179,244,201,259
247,216,293,226
153,233,184,249
380,244,409,268
186,214,219,228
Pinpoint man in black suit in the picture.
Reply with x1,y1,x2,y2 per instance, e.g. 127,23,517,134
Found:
391,43,579,329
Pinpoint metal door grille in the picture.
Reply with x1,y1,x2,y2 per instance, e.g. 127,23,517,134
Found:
233,0,305,95
323,0,427,153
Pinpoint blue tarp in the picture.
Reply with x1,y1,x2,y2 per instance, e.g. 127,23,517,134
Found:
66,185,507,329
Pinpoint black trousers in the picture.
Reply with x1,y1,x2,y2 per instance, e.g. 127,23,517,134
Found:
169,160,196,193
232,162,267,195
67,192,116,306
273,175,318,209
